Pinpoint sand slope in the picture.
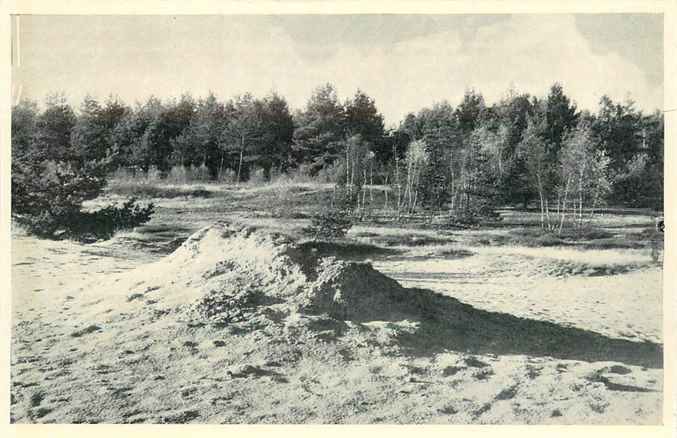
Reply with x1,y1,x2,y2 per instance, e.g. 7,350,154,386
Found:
10,223,663,424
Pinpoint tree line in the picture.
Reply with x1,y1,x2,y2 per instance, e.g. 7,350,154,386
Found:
12,82,663,236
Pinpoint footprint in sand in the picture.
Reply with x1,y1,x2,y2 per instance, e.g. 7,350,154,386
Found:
464,357,490,368
70,325,102,338
495,384,519,400
160,409,200,423
438,404,458,415
473,368,494,380
227,364,283,379
121,409,145,423
442,366,463,376
110,386,133,399
30,391,45,407
31,407,53,420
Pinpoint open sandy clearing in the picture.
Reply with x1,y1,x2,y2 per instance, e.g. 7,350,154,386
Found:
10,223,662,424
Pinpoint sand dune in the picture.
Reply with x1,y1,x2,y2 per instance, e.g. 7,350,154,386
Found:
10,223,663,424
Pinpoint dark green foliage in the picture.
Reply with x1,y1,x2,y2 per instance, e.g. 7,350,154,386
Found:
344,89,387,163
455,89,485,134
257,93,295,178
106,181,212,199
306,185,356,240
145,95,196,173
12,96,155,241
292,84,347,175
601,106,663,209
72,95,127,167
11,82,664,237
12,97,105,222
307,211,354,241
16,198,154,241
71,198,154,241
544,83,578,153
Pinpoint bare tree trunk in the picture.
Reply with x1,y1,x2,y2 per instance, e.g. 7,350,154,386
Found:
369,162,374,202
396,159,401,219
412,171,419,214
578,171,584,227
449,152,455,215
384,173,389,211
537,174,544,229
236,136,245,186
346,145,350,197
558,177,571,235
362,168,368,210
406,162,413,214
351,155,356,194
218,150,225,181
332,184,336,208
356,185,361,212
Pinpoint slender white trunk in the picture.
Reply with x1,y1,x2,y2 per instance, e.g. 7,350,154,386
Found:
384,174,389,210
578,170,584,227
396,159,401,217
558,177,571,235
449,152,455,214
369,163,374,202
236,135,245,185
537,174,544,229
362,168,368,209
218,150,225,181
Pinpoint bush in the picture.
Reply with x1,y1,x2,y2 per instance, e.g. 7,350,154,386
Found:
316,162,343,184
559,225,613,240
504,228,566,247
11,97,158,242
305,185,356,240
166,165,189,184
15,198,154,242
108,182,211,199
282,164,315,184
307,210,353,240
217,168,236,183
248,168,268,185
448,206,500,228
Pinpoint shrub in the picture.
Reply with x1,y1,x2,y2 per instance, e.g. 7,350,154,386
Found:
559,225,613,240
316,161,343,184
248,168,268,185
308,210,353,240
192,164,211,181
282,164,315,184
505,228,565,247
166,165,188,184
15,198,154,242
11,97,156,241
305,185,356,240
440,199,502,229
217,168,236,183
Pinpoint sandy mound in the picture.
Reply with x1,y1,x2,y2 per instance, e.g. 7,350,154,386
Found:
82,221,423,327
10,222,663,424
70,222,660,368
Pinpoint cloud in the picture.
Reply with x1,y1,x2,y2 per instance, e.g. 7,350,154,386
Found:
300,15,662,124
14,15,662,124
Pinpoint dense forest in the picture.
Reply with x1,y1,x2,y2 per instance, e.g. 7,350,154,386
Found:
11,83,663,238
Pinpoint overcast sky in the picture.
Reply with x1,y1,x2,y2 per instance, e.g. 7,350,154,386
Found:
11,14,663,126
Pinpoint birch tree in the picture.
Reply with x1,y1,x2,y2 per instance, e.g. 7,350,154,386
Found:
221,94,264,184
559,121,611,231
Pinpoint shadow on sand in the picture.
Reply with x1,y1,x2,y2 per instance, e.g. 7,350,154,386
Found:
351,287,662,369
